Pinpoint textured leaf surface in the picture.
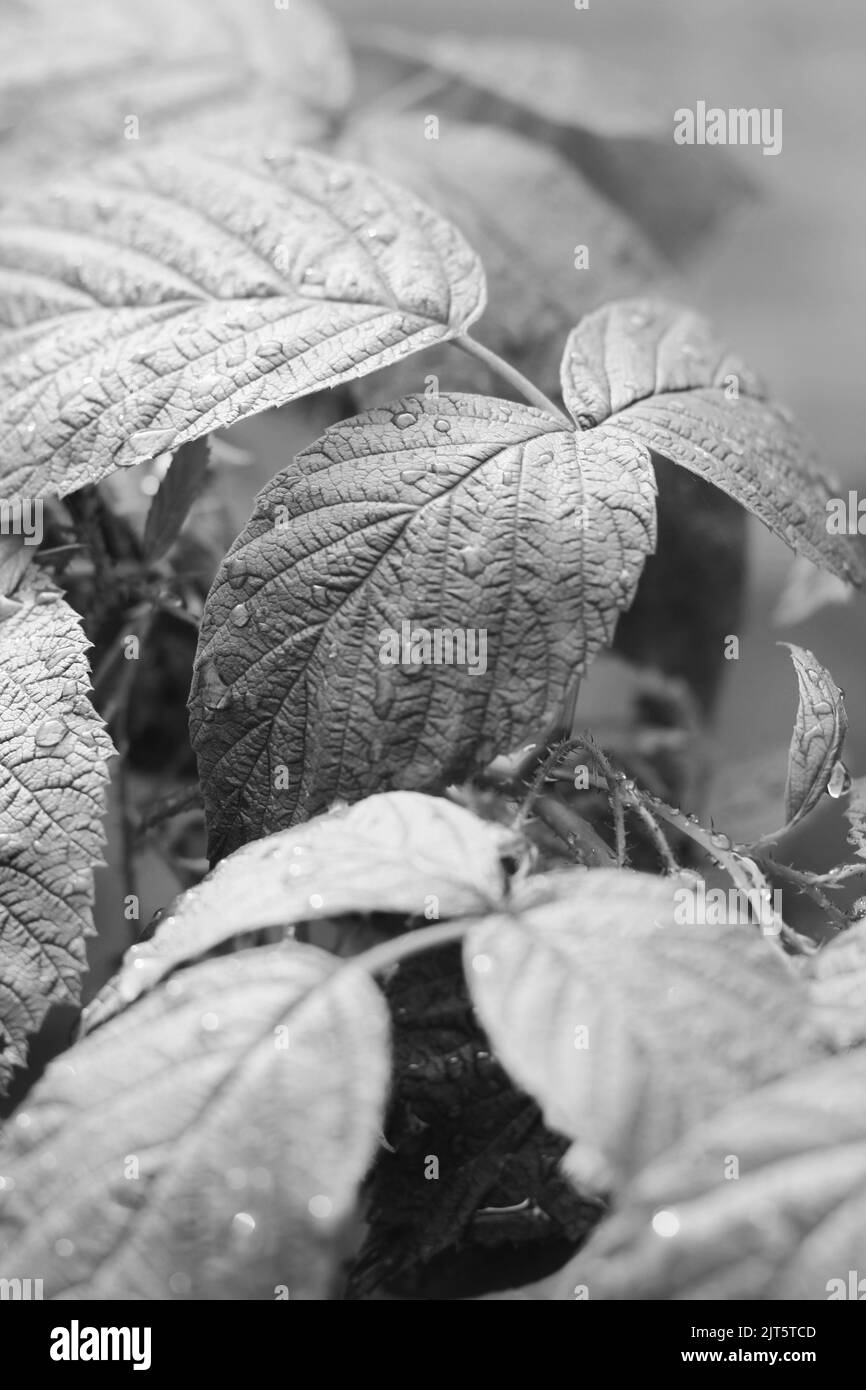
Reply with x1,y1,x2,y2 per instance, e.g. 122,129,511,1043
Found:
0,146,485,498
560,300,866,587
0,0,351,189
807,922,866,1051
0,943,389,1299
553,1050,866,1300
345,117,661,402
190,394,656,855
0,569,113,1091
464,870,815,1184
85,791,524,1031
142,438,211,563
352,28,751,258
781,644,849,828
844,776,866,860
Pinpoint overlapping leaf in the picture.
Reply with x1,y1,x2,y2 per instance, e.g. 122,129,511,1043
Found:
0,943,389,1299
0,0,351,190
548,1050,866,1300
84,791,524,1031
560,299,866,586
0,566,113,1091
190,393,656,855
0,146,485,498
781,644,849,828
464,870,816,1184
807,921,866,1051
345,116,661,402
350,27,752,258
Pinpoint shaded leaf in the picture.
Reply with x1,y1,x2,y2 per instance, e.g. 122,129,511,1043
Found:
344,116,661,401
190,393,656,856
351,27,751,259
142,438,211,563
0,0,351,190
560,299,866,587
84,790,524,1031
807,921,866,1051
781,644,848,829
348,944,602,1300
844,776,866,860
0,569,114,1091
773,554,853,628
551,1050,866,1300
464,869,815,1184
0,146,485,497
0,943,389,1299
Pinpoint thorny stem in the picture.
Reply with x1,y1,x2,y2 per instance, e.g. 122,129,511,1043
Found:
454,335,573,427
575,735,679,873
532,792,616,867
751,857,851,935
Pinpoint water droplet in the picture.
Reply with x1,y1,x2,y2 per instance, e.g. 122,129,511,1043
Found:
35,719,65,748
231,1211,257,1237
126,428,176,462
230,603,250,628
709,831,732,850
302,266,325,286
827,760,852,799
459,546,484,578
17,421,35,450
433,418,451,433
200,1012,220,1032
393,410,417,431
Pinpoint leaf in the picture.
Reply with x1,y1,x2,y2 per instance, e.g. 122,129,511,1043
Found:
772,554,854,628
348,943,602,1300
84,791,524,1031
142,438,211,563
844,776,866,860
0,568,114,1091
560,299,866,587
807,922,866,1051
781,644,849,829
0,145,486,498
351,27,752,259
190,393,656,856
0,943,389,1299
464,869,816,1184
0,0,351,190
343,116,661,402
708,749,791,846
550,1049,866,1300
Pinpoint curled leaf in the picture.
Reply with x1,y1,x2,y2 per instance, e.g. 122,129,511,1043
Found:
0,569,114,1090
0,146,485,497
0,943,389,1299
781,643,849,829
190,393,656,855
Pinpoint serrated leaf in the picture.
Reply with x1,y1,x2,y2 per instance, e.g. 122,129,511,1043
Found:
0,943,389,1299
552,1049,866,1300
560,299,866,587
464,869,815,1184
781,644,848,828
85,791,524,1032
0,146,485,498
142,437,211,562
0,0,351,190
0,569,114,1091
190,393,656,856
844,776,866,860
344,117,661,402
807,922,866,1051
352,27,751,259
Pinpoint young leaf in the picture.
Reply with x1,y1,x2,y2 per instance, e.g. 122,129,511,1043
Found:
552,1050,866,1300
0,943,389,1299
142,438,211,563
0,569,114,1091
464,870,816,1185
344,116,661,402
781,644,849,829
190,393,656,856
0,146,485,498
807,921,866,1051
560,299,866,587
351,27,751,259
84,791,524,1031
0,0,351,189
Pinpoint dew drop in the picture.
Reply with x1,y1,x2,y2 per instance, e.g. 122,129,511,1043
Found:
17,420,36,450
302,265,325,286
433,418,451,433
827,760,852,799
35,718,65,748
230,603,250,628
126,427,176,460
393,411,417,431
459,546,485,578
231,1211,257,1237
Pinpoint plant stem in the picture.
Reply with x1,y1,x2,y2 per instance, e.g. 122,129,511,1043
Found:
454,335,572,427
345,920,471,979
